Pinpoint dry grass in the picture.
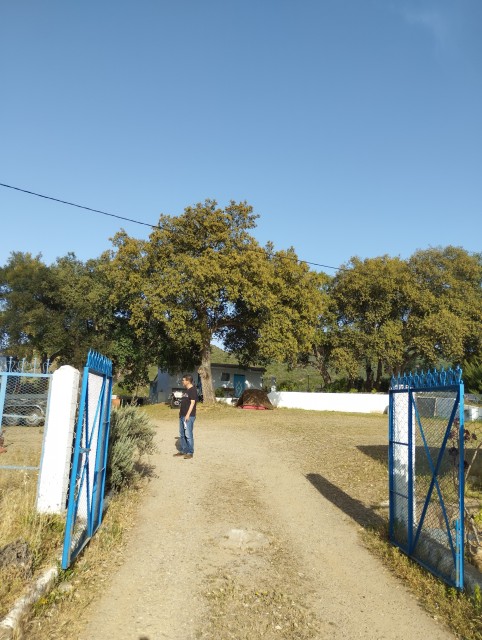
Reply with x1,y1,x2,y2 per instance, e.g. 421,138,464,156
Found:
201,573,318,640
0,426,64,618
362,528,482,639
4,405,482,639
19,485,142,640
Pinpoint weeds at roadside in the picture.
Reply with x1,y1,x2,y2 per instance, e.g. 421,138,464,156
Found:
362,526,482,640
20,485,142,640
0,427,64,619
1,407,156,636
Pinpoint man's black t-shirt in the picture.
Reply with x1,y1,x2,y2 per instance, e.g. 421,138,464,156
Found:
180,386,198,417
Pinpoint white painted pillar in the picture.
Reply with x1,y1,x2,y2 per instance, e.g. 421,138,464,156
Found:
392,391,416,539
36,366,80,514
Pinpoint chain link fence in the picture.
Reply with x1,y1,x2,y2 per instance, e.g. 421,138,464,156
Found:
412,390,462,575
0,358,52,471
389,370,464,589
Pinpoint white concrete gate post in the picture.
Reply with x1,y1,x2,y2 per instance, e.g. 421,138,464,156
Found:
36,365,80,514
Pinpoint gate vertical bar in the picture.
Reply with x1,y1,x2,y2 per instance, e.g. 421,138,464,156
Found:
457,381,465,589
0,374,7,436
388,391,394,542
62,363,90,569
408,390,414,552
89,375,106,536
94,372,113,532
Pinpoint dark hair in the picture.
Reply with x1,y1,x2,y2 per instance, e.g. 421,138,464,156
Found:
182,374,194,384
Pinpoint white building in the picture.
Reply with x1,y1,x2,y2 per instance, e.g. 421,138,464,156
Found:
150,363,266,403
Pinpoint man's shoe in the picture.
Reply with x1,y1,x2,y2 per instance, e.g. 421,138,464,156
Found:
183,454,193,459
173,452,185,457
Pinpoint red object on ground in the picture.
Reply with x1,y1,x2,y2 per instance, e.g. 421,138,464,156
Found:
240,405,267,410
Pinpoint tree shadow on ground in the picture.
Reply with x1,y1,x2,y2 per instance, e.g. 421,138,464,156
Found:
357,445,388,468
133,460,158,481
305,473,387,530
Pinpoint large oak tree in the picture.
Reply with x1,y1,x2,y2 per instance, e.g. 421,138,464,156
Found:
0,252,114,367
108,200,326,403
313,247,482,391
0,252,155,388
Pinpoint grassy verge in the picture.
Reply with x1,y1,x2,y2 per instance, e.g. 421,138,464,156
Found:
1,407,155,637
362,527,482,638
0,426,65,619
20,485,142,640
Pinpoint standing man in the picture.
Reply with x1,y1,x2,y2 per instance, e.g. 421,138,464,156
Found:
174,374,198,460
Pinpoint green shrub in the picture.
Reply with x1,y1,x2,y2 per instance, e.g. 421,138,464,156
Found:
107,406,156,492
277,380,296,391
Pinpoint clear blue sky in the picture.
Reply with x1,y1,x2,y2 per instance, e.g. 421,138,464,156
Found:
1,0,481,273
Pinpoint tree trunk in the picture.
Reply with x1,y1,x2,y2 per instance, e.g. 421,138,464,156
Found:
374,359,383,391
198,342,215,405
365,362,373,392
313,346,332,386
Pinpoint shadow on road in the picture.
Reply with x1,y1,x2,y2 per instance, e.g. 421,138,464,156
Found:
356,444,388,468
305,473,387,530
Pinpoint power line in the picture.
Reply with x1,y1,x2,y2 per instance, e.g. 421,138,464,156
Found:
0,181,156,229
0,181,342,272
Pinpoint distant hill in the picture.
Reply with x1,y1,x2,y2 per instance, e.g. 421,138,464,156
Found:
210,345,239,365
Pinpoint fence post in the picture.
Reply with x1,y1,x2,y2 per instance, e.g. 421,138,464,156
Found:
0,374,7,437
36,366,80,514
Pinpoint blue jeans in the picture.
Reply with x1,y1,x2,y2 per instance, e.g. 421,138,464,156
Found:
179,416,195,455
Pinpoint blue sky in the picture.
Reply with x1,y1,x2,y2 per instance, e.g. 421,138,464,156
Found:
1,0,481,273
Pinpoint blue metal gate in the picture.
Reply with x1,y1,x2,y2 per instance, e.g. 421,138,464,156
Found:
389,368,465,589
62,350,113,569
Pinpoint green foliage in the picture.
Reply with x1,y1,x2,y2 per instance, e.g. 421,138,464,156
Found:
108,200,327,402
210,345,239,365
2,227,480,400
472,585,482,612
312,247,482,391
0,252,114,368
0,252,162,392
463,358,482,395
107,406,156,491
407,246,482,366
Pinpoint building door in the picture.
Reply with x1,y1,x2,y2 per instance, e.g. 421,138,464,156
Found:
233,374,246,398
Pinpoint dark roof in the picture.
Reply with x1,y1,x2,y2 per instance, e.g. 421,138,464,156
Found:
211,362,266,372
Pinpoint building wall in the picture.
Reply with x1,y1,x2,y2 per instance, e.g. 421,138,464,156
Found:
211,368,264,397
150,366,264,402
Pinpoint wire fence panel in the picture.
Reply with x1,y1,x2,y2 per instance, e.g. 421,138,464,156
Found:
389,369,465,589
62,351,113,570
0,359,52,471
0,375,50,430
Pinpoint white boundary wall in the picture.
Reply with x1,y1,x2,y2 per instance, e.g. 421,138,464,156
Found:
268,391,389,414
37,366,80,514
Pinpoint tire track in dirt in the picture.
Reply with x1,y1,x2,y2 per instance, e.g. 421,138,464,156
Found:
78,421,455,640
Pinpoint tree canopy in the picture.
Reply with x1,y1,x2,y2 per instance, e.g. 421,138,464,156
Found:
1,208,480,399
312,247,482,391
0,252,114,367
0,252,155,390
107,200,327,402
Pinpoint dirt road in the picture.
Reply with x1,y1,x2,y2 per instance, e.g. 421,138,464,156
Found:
78,414,455,640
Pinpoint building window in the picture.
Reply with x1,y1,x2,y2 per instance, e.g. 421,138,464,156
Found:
221,372,230,382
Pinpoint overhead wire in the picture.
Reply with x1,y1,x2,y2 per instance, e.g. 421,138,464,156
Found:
0,181,343,272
